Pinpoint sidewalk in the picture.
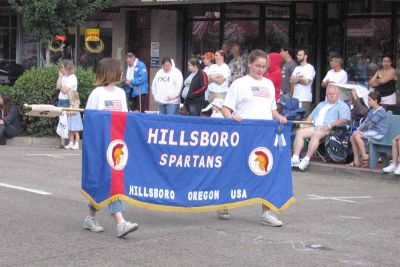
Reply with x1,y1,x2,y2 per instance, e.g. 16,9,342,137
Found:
3,137,394,179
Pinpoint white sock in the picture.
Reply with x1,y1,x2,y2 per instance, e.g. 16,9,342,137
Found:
302,156,310,162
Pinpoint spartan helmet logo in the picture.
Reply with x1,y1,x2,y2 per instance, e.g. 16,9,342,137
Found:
107,140,129,171
248,147,273,176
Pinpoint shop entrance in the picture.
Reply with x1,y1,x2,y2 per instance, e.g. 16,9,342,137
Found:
127,10,151,111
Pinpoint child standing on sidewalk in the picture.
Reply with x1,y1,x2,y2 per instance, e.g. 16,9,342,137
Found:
65,91,83,150
83,58,138,238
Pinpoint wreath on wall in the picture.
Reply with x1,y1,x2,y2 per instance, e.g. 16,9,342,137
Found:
85,36,104,54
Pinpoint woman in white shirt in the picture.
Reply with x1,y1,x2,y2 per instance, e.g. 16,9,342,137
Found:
151,57,183,115
207,50,231,101
55,59,78,148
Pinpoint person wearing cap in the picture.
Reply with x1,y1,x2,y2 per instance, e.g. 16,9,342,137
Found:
180,58,208,116
221,49,288,227
201,98,224,118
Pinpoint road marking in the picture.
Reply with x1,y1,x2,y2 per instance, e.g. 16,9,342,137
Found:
307,194,372,203
26,153,80,158
339,216,364,219
0,182,52,195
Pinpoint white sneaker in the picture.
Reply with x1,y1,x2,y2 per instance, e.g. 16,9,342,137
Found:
83,216,104,232
71,143,79,150
64,142,74,150
291,156,300,167
298,158,310,171
260,211,283,227
217,209,231,220
383,163,397,173
116,220,139,238
394,165,400,176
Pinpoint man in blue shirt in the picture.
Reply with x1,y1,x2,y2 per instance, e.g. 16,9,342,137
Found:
291,85,351,170
124,53,149,112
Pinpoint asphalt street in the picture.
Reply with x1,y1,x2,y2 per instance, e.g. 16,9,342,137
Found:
0,145,399,267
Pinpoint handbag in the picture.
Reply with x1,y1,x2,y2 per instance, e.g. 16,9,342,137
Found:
56,111,69,139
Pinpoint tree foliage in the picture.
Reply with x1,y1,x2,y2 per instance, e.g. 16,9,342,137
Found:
11,65,96,136
8,0,110,44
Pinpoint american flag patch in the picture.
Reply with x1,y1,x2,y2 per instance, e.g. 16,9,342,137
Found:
251,86,270,97
104,100,122,111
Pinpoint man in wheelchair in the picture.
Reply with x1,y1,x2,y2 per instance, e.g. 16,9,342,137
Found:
291,85,351,170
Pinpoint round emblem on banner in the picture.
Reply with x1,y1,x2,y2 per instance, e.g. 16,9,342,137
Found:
107,139,128,170
248,147,273,176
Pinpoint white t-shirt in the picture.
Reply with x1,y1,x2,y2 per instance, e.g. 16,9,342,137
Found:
207,63,230,93
292,64,316,102
323,69,348,101
314,103,333,126
223,75,277,120
381,92,397,105
58,74,78,100
322,69,348,85
85,86,128,112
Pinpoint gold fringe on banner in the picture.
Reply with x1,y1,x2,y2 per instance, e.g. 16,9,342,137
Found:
80,189,296,214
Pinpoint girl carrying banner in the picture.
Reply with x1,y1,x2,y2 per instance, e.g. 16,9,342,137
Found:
83,58,138,238
221,49,288,226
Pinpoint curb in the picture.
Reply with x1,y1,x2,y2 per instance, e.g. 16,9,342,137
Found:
5,136,60,148
298,161,393,180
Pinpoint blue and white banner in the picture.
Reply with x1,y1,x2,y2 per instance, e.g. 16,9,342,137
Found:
81,110,295,212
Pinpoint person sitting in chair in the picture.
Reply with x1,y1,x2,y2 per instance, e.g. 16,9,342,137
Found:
349,91,388,168
291,85,351,170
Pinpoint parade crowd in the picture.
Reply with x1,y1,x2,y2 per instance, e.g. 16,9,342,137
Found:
1,42,400,238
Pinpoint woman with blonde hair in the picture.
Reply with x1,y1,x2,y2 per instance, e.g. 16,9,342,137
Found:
56,59,78,148
64,91,83,150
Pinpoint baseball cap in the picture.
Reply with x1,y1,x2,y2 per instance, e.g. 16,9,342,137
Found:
201,98,224,112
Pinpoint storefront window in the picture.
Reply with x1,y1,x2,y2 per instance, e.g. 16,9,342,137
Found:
265,20,289,51
295,22,315,61
345,18,391,85
326,25,343,59
22,33,39,69
347,0,391,15
188,4,220,19
44,13,113,69
395,17,400,89
0,12,17,62
327,2,342,19
224,20,258,53
225,4,259,18
296,3,314,19
78,22,112,70
188,19,220,57
265,2,290,19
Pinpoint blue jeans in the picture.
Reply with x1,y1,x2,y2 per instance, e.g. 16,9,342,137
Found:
159,104,179,115
58,99,70,108
89,200,125,215
0,124,17,138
